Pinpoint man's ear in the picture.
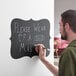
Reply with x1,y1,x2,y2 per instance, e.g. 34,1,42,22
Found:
65,23,70,32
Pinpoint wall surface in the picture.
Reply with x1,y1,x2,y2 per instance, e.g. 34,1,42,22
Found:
54,0,76,37
0,0,54,76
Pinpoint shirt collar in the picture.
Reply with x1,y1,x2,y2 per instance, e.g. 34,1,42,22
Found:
68,40,76,47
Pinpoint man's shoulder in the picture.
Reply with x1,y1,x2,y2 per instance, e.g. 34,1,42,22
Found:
60,46,76,61
62,45,76,54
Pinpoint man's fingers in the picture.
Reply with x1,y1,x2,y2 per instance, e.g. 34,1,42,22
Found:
35,45,41,53
35,46,39,53
35,44,46,53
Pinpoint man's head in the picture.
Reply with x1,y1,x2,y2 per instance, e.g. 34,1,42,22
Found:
59,9,76,40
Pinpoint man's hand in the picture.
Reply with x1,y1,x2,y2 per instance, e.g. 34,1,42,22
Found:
35,44,58,76
35,44,46,61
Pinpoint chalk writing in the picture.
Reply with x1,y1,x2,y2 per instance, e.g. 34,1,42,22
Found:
14,23,31,34
11,18,50,58
34,24,46,32
34,34,44,42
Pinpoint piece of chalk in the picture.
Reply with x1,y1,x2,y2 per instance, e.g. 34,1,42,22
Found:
41,47,50,51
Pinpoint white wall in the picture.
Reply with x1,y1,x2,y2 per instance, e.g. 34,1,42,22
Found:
0,0,54,76
54,0,76,37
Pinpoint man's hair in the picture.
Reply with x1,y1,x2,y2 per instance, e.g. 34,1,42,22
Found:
61,9,76,33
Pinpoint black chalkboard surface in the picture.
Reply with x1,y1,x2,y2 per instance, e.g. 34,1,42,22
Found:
10,18,50,59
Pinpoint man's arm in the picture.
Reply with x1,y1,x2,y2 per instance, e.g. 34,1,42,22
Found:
35,44,58,76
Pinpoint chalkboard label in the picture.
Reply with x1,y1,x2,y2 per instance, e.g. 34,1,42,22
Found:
10,18,50,59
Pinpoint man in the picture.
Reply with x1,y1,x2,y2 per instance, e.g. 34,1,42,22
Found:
35,10,76,76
